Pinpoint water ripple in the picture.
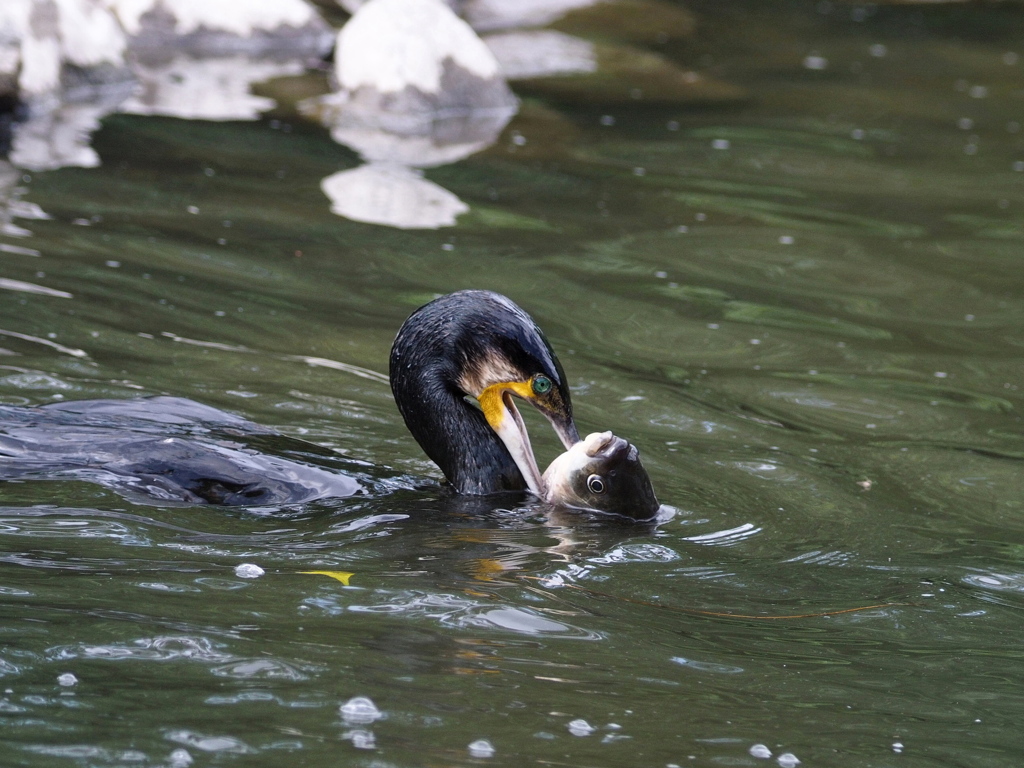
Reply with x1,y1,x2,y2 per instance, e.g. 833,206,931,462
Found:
210,659,314,681
683,523,763,546
588,543,681,564
49,636,233,663
165,730,256,754
337,591,602,639
670,656,745,674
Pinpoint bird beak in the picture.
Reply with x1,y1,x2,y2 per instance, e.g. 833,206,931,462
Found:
545,409,580,451
477,383,544,495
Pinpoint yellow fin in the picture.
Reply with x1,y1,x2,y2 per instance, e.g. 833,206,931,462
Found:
300,570,354,585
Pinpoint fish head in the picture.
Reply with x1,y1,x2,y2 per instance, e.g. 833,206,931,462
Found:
542,431,659,520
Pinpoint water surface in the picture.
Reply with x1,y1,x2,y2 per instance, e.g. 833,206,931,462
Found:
2,2,1024,766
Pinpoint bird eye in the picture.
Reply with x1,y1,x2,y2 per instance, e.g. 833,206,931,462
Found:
532,375,552,395
587,474,605,494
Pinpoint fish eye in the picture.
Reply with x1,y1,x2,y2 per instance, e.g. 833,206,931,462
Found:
587,474,606,494
531,375,552,395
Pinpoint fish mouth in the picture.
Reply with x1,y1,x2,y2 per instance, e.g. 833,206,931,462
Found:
582,431,631,462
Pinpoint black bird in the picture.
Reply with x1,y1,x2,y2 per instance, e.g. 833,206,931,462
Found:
0,290,580,505
390,290,580,495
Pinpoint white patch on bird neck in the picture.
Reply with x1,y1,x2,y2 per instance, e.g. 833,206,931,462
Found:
336,0,500,95
457,348,521,398
109,0,316,37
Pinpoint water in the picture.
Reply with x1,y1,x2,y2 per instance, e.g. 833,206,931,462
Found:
2,1,1024,765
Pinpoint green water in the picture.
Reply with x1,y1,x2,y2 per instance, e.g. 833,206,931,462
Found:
2,2,1024,766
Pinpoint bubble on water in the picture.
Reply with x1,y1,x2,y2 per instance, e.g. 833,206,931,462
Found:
234,563,264,579
468,739,495,758
567,719,595,736
777,753,801,767
803,55,828,70
750,743,772,758
57,673,77,687
340,696,382,725
892,741,904,753
168,749,193,767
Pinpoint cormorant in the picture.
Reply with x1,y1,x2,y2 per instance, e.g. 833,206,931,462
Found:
390,290,580,495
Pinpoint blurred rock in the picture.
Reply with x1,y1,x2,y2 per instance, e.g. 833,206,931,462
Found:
0,0,335,172
330,0,516,138
107,0,334,58
308,0,518,228
121,55,305,120
9,80,133,170
0,0,129,97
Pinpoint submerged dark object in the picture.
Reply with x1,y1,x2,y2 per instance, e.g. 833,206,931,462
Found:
0,397,362,506
542,431,660,520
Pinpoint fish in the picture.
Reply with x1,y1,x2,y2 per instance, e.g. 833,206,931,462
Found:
541,431,660,520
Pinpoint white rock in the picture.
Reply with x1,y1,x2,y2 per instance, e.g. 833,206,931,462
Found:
108,0,319,38
57,0,127,69
0,0,127,96
336,0,500,94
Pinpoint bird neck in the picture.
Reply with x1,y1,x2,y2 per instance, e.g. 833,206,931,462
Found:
390,328,527,495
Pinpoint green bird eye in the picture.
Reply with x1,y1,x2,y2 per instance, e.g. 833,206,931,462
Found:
532,375,552,395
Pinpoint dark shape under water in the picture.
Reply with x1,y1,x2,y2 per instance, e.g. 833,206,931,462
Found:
0,397,363,506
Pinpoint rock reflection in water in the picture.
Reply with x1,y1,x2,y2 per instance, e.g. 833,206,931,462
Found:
309,0,517,229
122,53,305,121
